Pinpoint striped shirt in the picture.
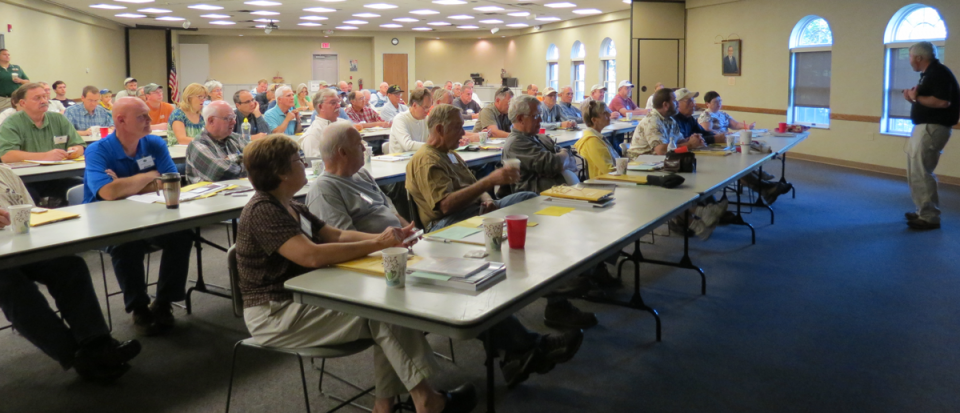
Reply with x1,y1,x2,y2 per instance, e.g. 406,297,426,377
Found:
64,104,114,132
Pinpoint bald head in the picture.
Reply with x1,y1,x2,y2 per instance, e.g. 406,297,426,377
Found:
338,81,348,91
379,82,389,94
113,97,152,142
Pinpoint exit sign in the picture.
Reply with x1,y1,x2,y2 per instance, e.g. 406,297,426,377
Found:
321,43,330,49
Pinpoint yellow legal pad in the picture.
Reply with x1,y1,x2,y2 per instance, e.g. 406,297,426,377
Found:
594,174,648,184
535,206,575,217
540,185,613,202
30,209,80,227
336,254,424,277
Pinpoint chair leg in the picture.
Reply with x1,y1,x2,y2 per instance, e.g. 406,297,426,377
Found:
225,341,243,413
99,252,113,332
448,338,456,364
298,356,312,413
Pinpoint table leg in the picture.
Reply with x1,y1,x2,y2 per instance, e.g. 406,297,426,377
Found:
185,228,232,314
584,239,662,341
631,211,706,296
725,180,756,245
726,167,774,225
779,153,796,199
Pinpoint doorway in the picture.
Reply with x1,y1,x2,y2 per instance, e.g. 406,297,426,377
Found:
383,53,408,103
312,54,339,84
635,39,680,106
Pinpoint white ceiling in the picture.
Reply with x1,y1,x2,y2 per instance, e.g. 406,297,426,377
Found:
48,0,632,33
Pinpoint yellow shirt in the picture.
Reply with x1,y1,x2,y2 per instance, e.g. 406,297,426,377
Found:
405,144,477,229
573,128,617,179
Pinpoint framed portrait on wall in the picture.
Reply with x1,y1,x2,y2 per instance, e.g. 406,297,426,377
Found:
721,39,741,76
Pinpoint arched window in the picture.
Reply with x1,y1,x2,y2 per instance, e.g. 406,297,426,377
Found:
788,16,833,127
546,44,559,92
600,38,616,104
571,41,586,102
882,4,948,135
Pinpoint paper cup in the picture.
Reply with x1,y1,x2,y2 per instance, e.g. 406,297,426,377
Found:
479,132,488,145
740,130,752,146
7,205,33,234
626,112,633,121
10,73,18,80
505,215,528,249
615,157,629,175
482,218,504,253
382,248,408,288
503,158,521,170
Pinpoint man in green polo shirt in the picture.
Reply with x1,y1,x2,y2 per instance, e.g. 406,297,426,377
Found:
0,83,85,206
0,49,30,111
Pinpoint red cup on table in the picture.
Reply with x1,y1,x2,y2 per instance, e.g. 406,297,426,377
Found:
100,127,110,138
778,122,787,133
505,214,528,249
539,128,546,134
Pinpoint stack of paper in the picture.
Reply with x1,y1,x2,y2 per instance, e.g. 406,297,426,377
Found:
373,152,415,162
336,253,424,277
540,185,614,203
407,260,506,291
30,209,80,227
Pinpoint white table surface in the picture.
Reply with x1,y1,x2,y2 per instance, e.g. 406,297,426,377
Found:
13,145,187,184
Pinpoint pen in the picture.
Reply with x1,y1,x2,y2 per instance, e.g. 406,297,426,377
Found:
422,236,451,243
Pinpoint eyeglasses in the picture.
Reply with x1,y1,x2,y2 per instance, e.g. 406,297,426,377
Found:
215,115,237,122
238,99,254,105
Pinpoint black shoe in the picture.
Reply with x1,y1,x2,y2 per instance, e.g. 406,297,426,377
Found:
75,337,142,368
544,276,593,298
718,211,738,225
500,348,540,388
761,183,783,205
132,307,163,337
907,218,941,230
150,300,175,331
905,212,919,221
538,329,583,365
586,264,621,288
776,182,793,195
75,362,131,384
440,384,478,413
544,300,598,330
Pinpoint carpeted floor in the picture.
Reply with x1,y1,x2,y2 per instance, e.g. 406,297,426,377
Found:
2,158,960,413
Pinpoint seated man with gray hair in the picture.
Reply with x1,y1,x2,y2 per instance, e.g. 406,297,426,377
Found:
185,100,249,184
387,88,432,153
474,86,513,138
263,85,301,135
300,88,352,158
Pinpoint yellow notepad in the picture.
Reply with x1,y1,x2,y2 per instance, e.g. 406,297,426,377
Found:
451,216,485,229
691,149,733,156
594,174,648,184
30,209,80,227
536,206,575,217
540,185,613,202
336,254,424,277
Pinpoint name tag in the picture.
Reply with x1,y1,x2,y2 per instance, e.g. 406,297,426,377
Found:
300,215,312,237
54,136,68,145
137,156,155,170
448,153,458,164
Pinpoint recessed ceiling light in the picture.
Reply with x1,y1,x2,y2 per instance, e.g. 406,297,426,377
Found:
156,16,185,20
572,8,601,14
255,24,266,28
393,17,418,22
427,21,451,26
298,22,322,26
410,9,439,15
448,15,473,19
303,7,336,12
352,13,380,18
623,0,631,3
479,19,502,24
300,15,328,20
433,0,466,4
188,4,223,10
545,2,577,8
364,3,397,9
380,23,403,28
316,0,345,2
253,18,278,22
210,20,236,25
200,13,230,18
138,7,171,13
250,10,279,15
343,20,368,24
412,27,432,31
114,0,153,3
505,23,528,27
90,4,126,9
457,25,479,29
535,16,561,21
473,6,504,12
115,13,146,18
507,11,529,17
244,0,281,6
335,25,359,29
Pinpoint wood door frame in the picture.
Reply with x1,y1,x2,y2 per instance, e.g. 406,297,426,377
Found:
383,53,408,103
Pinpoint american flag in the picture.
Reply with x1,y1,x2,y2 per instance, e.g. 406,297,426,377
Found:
169,54,180,103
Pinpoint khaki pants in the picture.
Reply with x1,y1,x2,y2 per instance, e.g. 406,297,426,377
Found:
0,96,10,111
245,300,437,398
907,123,952,223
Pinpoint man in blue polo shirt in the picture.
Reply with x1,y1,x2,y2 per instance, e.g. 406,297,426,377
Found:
263,85,301,135
83,98,193,337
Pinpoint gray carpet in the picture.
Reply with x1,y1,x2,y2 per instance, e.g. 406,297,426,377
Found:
2,158,960,413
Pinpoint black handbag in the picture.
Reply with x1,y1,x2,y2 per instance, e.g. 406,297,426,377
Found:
663,151,697,173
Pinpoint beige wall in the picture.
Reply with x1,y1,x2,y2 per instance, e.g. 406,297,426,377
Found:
416,38,506,87
0,0,125,98
128,29,167,92
179,34,374,90
685,0,960,177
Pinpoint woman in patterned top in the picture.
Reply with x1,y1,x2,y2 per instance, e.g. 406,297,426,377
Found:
698,91,755,134
167,83,207,146
235,135,476,413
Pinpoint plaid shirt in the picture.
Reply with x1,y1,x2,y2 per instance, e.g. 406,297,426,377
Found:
345,105,383,124
63,104,114,132
185,130,250,184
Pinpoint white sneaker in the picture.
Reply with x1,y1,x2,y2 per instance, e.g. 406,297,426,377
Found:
698,203,725,228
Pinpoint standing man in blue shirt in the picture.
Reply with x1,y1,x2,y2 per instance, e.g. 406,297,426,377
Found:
83,98,193,336
263,85,301,136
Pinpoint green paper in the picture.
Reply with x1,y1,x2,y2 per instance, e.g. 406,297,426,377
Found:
410,271,453,281
431,226,482,240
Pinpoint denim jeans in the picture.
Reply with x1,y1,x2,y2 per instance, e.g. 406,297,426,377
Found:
0,256,110,369
104,230,194,313
429,191,539,231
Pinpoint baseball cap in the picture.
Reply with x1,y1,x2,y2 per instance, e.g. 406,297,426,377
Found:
123,77,137,85
423,80,435,89
99,89,112,95
387,85,404,94
143,83,162,94
589,84,607,92
617,80,634,89
674,88,699,101
543,87,558,96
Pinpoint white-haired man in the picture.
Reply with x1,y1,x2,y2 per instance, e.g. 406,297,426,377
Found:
388,88,432,153
451,83,463,100
474,86,513,138
902,41,960,230
263,85,301,135
185,101,249,184
345,91,389,129
371,82,390,109
415,80,424,89
557,86,583,124
300,88,352,158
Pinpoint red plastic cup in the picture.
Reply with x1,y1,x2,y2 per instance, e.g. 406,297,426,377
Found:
539,128,546,134
100,127,110,138
778,123,787,133
505,215,528,249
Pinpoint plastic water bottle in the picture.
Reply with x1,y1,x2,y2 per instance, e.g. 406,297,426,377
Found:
667,135,678,153
363,142,373,172
241,118,251,140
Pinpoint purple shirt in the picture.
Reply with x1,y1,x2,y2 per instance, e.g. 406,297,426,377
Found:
609,94,638,113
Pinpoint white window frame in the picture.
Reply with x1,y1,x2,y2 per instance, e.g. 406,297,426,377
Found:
600,38,616,105
788,16,833,129
571,41,586,103
881,4,948,136
546,44,559,91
